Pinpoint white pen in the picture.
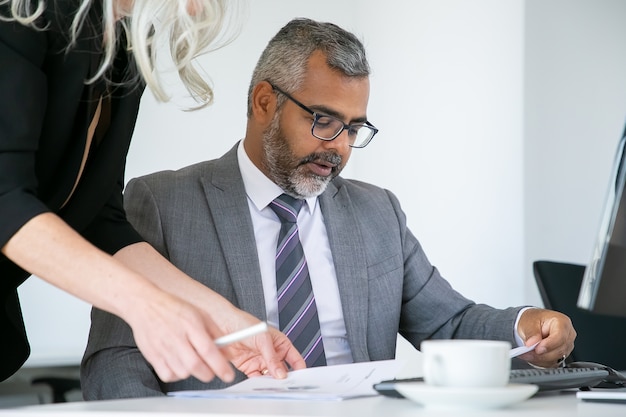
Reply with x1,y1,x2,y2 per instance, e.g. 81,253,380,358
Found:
214,322,269,347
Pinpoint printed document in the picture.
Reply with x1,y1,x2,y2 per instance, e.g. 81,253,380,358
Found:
170,360,402,401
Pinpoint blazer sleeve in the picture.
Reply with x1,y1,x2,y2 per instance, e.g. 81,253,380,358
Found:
81,307,165,399
385,189,523,345
0,10,144,256
0,17,52,248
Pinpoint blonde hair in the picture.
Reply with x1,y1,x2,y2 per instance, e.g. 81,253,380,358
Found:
0,0,238,108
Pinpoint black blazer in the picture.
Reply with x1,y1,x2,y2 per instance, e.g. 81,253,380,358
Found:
0,1,144,380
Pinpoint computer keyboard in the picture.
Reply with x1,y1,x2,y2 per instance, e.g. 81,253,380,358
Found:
373,363,626,398
509,367,609,390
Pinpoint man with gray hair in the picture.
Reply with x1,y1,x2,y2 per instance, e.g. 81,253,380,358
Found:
81,18,576,399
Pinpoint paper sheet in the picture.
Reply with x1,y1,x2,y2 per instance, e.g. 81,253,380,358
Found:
169,360,402,401
509,342,539,358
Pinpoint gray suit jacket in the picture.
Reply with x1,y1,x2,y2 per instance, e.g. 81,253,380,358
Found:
81,144,521,399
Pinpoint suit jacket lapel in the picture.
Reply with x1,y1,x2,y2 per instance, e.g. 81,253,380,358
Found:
199,145,267,321
320,180,370,362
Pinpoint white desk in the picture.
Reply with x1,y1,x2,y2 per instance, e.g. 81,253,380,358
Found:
2,391,625,417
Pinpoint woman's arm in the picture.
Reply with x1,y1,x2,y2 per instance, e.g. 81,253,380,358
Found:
2,212,301,382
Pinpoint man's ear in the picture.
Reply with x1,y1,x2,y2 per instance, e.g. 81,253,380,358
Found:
251,81,276,124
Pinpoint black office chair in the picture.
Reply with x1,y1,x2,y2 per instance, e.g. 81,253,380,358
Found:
533,260,626,370
31,377,81,403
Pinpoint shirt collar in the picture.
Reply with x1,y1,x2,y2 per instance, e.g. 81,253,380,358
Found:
237,140,317,214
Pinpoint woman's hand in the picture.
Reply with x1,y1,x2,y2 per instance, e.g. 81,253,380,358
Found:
130,295,305,382
126,290,237,383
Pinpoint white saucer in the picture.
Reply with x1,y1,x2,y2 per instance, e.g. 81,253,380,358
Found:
394,382,538,410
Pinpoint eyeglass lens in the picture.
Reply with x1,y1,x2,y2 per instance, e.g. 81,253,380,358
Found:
313,115,374,148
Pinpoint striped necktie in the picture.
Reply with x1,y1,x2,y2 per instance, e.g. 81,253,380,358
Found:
269,194,326,367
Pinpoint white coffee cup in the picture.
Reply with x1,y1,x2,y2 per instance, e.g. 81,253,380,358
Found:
421,339,511,388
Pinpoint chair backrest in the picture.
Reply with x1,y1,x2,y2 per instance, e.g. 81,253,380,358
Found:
533,260,626,370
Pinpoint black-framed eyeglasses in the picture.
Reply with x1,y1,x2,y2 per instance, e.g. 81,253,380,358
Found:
267,81,378,149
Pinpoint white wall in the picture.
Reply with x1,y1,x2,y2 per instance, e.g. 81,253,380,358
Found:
360,0,525,308
524,0,626,305
17,0,626,366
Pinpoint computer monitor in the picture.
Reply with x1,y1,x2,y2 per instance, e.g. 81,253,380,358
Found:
578,124,626,317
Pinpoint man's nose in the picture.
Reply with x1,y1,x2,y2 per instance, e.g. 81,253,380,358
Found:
321,128,351,153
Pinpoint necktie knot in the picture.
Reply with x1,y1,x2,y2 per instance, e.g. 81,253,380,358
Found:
270,194,303,224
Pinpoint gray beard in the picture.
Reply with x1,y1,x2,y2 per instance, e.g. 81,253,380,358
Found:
261,114,342,199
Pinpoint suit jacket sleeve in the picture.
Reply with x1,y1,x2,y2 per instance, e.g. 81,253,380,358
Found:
385,188,522,345
81,308,165,399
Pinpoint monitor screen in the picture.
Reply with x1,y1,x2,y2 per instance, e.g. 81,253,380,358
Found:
578,125,626,317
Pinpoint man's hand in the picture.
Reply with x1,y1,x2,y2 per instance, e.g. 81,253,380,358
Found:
224,325,306,378
516,308,577,368
209,306,306,378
